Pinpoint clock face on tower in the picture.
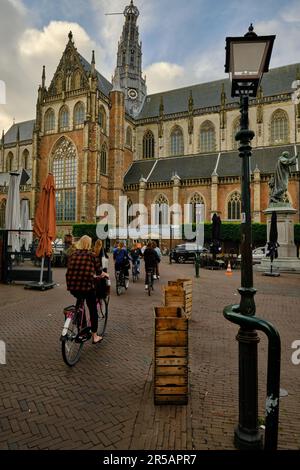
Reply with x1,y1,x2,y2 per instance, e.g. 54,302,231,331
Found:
128,88,138,100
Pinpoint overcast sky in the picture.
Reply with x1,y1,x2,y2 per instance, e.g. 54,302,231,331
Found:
1,0,300,134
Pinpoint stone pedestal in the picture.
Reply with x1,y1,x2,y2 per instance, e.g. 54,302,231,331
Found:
258,203,300,273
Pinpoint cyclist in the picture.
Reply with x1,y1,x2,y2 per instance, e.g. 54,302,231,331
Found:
113,241,130,281
66,235,107,344
130,242,141,275
152,241,161,279
143,241,160,290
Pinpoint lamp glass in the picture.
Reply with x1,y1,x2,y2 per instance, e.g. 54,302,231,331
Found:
231,41,269,78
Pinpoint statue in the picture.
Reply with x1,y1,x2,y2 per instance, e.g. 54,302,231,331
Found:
269,151,297,203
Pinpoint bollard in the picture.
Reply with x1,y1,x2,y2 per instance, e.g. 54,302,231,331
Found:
195,251,200,278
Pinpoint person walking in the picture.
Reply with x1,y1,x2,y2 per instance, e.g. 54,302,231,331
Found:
152,241,161,279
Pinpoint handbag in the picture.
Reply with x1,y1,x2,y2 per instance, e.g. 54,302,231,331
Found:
102,255,108,270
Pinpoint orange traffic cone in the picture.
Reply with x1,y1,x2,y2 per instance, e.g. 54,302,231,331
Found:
226,260,233,276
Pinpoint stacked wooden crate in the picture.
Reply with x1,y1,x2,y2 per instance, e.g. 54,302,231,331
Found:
154,306,188,405
167,278,193,319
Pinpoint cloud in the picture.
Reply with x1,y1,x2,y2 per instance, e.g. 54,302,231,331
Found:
0,2,97,133
19,21,93,58
144,62,185,94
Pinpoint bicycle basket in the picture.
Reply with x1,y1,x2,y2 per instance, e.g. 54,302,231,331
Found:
63,305,77,319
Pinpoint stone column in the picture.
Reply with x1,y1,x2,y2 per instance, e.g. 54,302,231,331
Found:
253,166,261,222
259,203,300,273
211,171,219,215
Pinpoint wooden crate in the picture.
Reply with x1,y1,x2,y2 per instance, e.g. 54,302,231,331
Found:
167,278,193,319
164,285,185,311
154,307,188,405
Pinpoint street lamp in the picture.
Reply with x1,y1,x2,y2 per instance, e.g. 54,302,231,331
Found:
224,25,275,450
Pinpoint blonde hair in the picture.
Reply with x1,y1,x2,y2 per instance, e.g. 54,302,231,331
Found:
76,235,92,250
94,239,103,256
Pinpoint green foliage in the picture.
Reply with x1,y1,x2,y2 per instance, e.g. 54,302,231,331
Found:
182,222,268,245
72,224,97,240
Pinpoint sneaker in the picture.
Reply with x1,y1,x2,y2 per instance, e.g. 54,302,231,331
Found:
145,285,148,290
157,275,160,279
153,275,157,280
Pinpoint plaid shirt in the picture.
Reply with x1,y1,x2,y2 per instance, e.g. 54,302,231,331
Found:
66,249,101,292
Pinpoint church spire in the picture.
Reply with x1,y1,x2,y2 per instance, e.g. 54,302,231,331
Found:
113,0,147,117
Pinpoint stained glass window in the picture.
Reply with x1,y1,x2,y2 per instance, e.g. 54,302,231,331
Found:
170,127,184,156
200,121,215,153
74,102,85,127
44,109,55,133
143,130,154,159
270,110,289,144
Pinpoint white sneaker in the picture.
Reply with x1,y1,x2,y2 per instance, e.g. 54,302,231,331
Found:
157,275,160,279
153,275,157,280
145,285,148,290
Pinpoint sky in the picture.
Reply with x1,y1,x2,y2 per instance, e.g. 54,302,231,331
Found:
0,0,300,133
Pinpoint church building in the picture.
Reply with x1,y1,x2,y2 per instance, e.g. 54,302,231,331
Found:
0,0,299,235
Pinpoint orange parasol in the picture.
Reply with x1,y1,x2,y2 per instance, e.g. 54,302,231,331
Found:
34,174,56,258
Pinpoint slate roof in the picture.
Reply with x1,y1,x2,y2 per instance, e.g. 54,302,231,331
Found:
124,145,299,185
138,63,300,120
3,120,35,145
79,54,112,97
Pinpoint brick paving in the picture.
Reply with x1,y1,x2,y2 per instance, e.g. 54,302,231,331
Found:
0,258,299,450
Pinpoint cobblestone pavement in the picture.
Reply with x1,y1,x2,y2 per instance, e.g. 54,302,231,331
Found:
0,258,299,450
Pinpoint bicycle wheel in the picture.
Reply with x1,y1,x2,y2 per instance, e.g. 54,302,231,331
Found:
116,272,122,296
61,311,83,366
98,297,109,336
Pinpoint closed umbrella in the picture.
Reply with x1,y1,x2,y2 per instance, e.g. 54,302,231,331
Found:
20,199,32,250
266,210,279,276
5,172,21,253
33,174,56,286
211,213,222,262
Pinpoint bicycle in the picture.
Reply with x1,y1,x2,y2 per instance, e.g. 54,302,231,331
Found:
146,267,154,296
61,292,109,367
132,259,140,282
115,267,129,295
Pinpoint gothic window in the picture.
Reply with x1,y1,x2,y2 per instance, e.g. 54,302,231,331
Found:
126,126,132,148
98,106,107,133
59,106,69,132
100,144,107,175
189,193,205,224
73,70,82,90
270,109,289,144
74,102,85,128
232,117,240,150
154,194,169,225
6,152,14,172
170,126,184,156
52,137,77,222
44,108,55,133
143,130,155,159
199,121,216,153
0,199,6,228
22,149,29,170
227,191,241,220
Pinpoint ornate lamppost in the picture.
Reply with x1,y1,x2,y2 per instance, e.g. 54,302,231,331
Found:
224,25,275,450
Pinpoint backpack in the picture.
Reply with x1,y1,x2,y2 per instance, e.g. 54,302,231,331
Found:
115,249,125,265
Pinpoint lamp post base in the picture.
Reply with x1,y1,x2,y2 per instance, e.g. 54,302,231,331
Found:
234,425,263,450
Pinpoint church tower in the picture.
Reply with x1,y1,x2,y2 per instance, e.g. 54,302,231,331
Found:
112,0,147,117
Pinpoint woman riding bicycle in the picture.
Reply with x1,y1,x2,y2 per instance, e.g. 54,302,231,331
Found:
130,243,141,274
66,235,108,344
